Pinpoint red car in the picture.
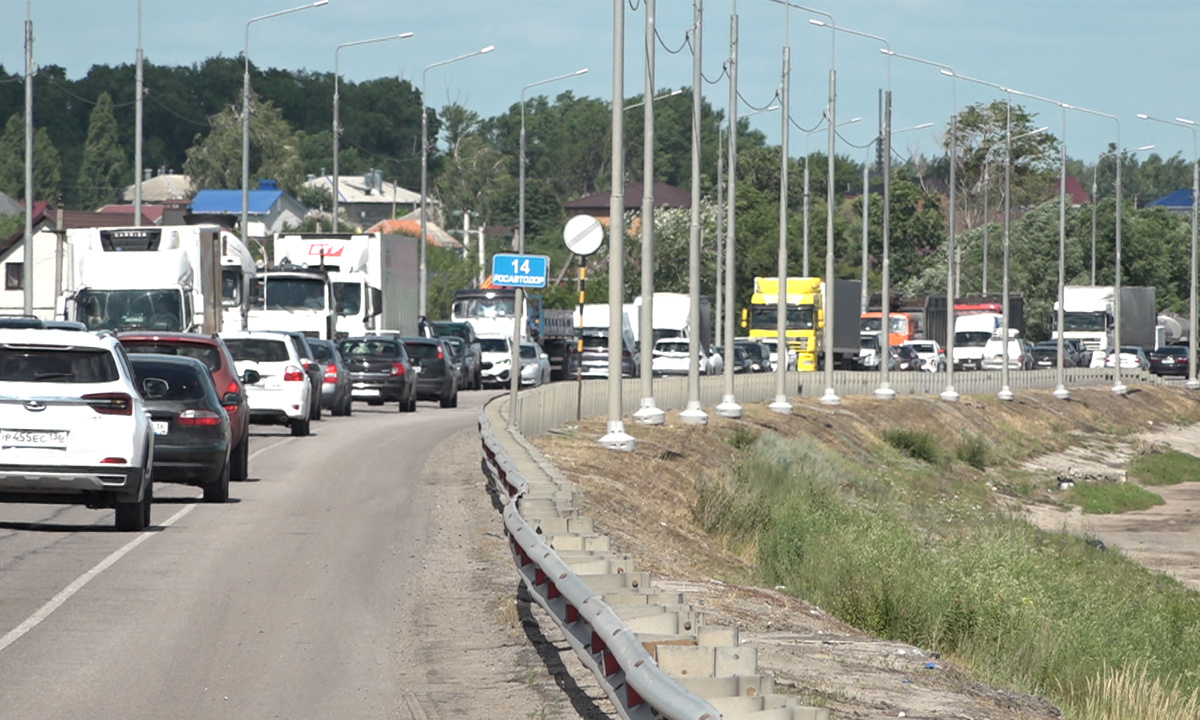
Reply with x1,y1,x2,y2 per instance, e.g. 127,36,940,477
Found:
117,331,252,481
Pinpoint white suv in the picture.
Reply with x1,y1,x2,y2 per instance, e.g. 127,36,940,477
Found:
0,328,154,531
220,331,313,436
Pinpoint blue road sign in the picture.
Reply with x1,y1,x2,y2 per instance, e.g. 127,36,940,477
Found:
491,253,549,288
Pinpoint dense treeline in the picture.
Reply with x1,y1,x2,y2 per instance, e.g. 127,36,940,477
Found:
1,60,1198,331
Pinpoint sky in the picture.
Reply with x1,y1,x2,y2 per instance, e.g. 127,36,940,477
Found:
3,0,1199,167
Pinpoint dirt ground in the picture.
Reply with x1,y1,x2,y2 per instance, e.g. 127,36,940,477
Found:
526,382,1200,720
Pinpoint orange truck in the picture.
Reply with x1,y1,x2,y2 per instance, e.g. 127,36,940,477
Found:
859,311,917,347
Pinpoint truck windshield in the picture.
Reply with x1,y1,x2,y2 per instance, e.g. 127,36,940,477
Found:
750,306,814,331
1063,313,1107,332
955,331,992,348
250,277,327,311
77,289,185,332
860,316,908,333
453,297,515,318
333,282,361,316
222,269,242,307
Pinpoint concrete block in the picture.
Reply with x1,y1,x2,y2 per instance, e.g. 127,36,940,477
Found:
656,645,715,678
698,624,738,647
715,645,758,676
676,675,776,699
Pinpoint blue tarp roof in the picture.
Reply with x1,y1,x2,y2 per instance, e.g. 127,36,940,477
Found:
1147,189,1194,209
191,188,284,214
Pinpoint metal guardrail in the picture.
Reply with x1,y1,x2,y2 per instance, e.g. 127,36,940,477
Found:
479,409,723,720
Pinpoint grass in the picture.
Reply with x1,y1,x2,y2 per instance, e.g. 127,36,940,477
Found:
1063,482,1165,514
955,433,991,470
880,428,942,465
1128,448,1200,487
693,427,1200,720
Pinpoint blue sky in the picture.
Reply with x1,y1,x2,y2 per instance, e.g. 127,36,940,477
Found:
4,0,1199,165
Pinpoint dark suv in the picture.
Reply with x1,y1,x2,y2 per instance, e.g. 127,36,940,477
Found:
338,336,417,412
431,321,482,390
118,331,253,481
403,337,459,408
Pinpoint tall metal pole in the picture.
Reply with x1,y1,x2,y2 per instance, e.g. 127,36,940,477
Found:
983,159,990,292
1000,95,1013,401
23,2,33,317
1090,167,1098,286
819,53,839,406
134,0,143,227
715,123,724,347
635,0,664,425
420,45,494,318
599,0,634,450
1055,107,1069,399
334,34,413,233
715,2,742,419
243,1,329,255
770,44,793,415
680,0,708,425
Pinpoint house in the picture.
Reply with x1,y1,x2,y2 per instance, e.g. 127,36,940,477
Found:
122,172,193,203
1147,189,1195,215
97,204,167,225
562,181,692,225
189,179,307,238
367,209,463,251
304,171,426,229
0,205,151,319
0,191,22,217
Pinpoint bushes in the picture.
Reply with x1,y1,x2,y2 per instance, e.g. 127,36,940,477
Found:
881,428,942,465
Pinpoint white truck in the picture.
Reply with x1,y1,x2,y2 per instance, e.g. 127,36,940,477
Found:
572,303,639,378
632,292,713,349
951,310,1003,371
63,225,253,333
1054,285,1158,357
272,232,421,338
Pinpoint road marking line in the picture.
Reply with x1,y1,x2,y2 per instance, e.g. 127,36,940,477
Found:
0,503,196,654
0,435,297,654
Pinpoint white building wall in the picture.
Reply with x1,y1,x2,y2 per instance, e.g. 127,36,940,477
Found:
0,230,72,320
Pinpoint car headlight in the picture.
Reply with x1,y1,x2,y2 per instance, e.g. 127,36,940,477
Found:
494,358,511,368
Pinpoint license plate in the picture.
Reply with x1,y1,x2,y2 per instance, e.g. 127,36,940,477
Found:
152,421,169,436
0,429,69,447
352,387,380,397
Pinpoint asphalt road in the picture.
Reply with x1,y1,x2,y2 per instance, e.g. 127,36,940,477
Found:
0,390,603,720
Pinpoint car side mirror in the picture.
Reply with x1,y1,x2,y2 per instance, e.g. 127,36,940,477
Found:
222,391,243,407
242,369,261,385
143,378,169,399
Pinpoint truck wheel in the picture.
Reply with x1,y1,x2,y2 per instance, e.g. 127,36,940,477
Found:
290,416,310,436
230,436,249,481
204,461,230,503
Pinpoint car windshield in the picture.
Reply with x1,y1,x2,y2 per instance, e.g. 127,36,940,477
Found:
122,341,222,372
452,297,514,319
479,338,510,353
0,347,119,383
750,306,814,331
956,331,992,347
307,342,334,363
908,343,934,354
657,341,688,354
1063,313,1107,332
224,338,290,363
404,342,440,359
519,345,541,359
333,282,361,316
433,323,470,341
250,277,327,311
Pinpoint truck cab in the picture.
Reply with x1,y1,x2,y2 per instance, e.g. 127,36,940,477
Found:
746,277,822,371
248,266,336,340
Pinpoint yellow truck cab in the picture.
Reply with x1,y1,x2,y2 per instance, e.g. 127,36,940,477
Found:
745,277,823,372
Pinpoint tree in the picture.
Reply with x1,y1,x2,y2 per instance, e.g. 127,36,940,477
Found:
183,91,304,195
76,92,128,209
0,113,63,202
435,134,511,228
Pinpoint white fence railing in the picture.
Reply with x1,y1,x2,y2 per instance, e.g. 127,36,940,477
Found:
515,367,1162,436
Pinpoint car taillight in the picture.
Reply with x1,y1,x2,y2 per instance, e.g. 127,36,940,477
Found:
323,364,338,383
303,361,317,373
83,392,133,416
284,365,306,382
437,346,444,360
177,409,223,427
391,362,405,376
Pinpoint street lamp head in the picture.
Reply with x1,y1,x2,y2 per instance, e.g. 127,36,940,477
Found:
809,19,827,27
480,45,496,54
1137,144,1156,152
397,32,415,40
1136,113,1150,120
1178,117,1197,126
573,68,589,76
311,0,329,6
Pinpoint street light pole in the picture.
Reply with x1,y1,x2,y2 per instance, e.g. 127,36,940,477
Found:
134,0,143,227
511,67,587,429
715,0,743,419
634,0,664,425
1139,113,1199,390
333,33,413,233
600,0,634,450
680,0,708,426
243,1,329,254
420,45,495,319
769,42,794,415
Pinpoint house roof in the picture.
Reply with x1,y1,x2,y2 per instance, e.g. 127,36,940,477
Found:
563,182,692,211
191,188,285,215
304,175,424,205
122,173,193,203
0,191,22,216
98,204,166,224
1148,189,1194,209
367,216,462,250
1063,176,1090,205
